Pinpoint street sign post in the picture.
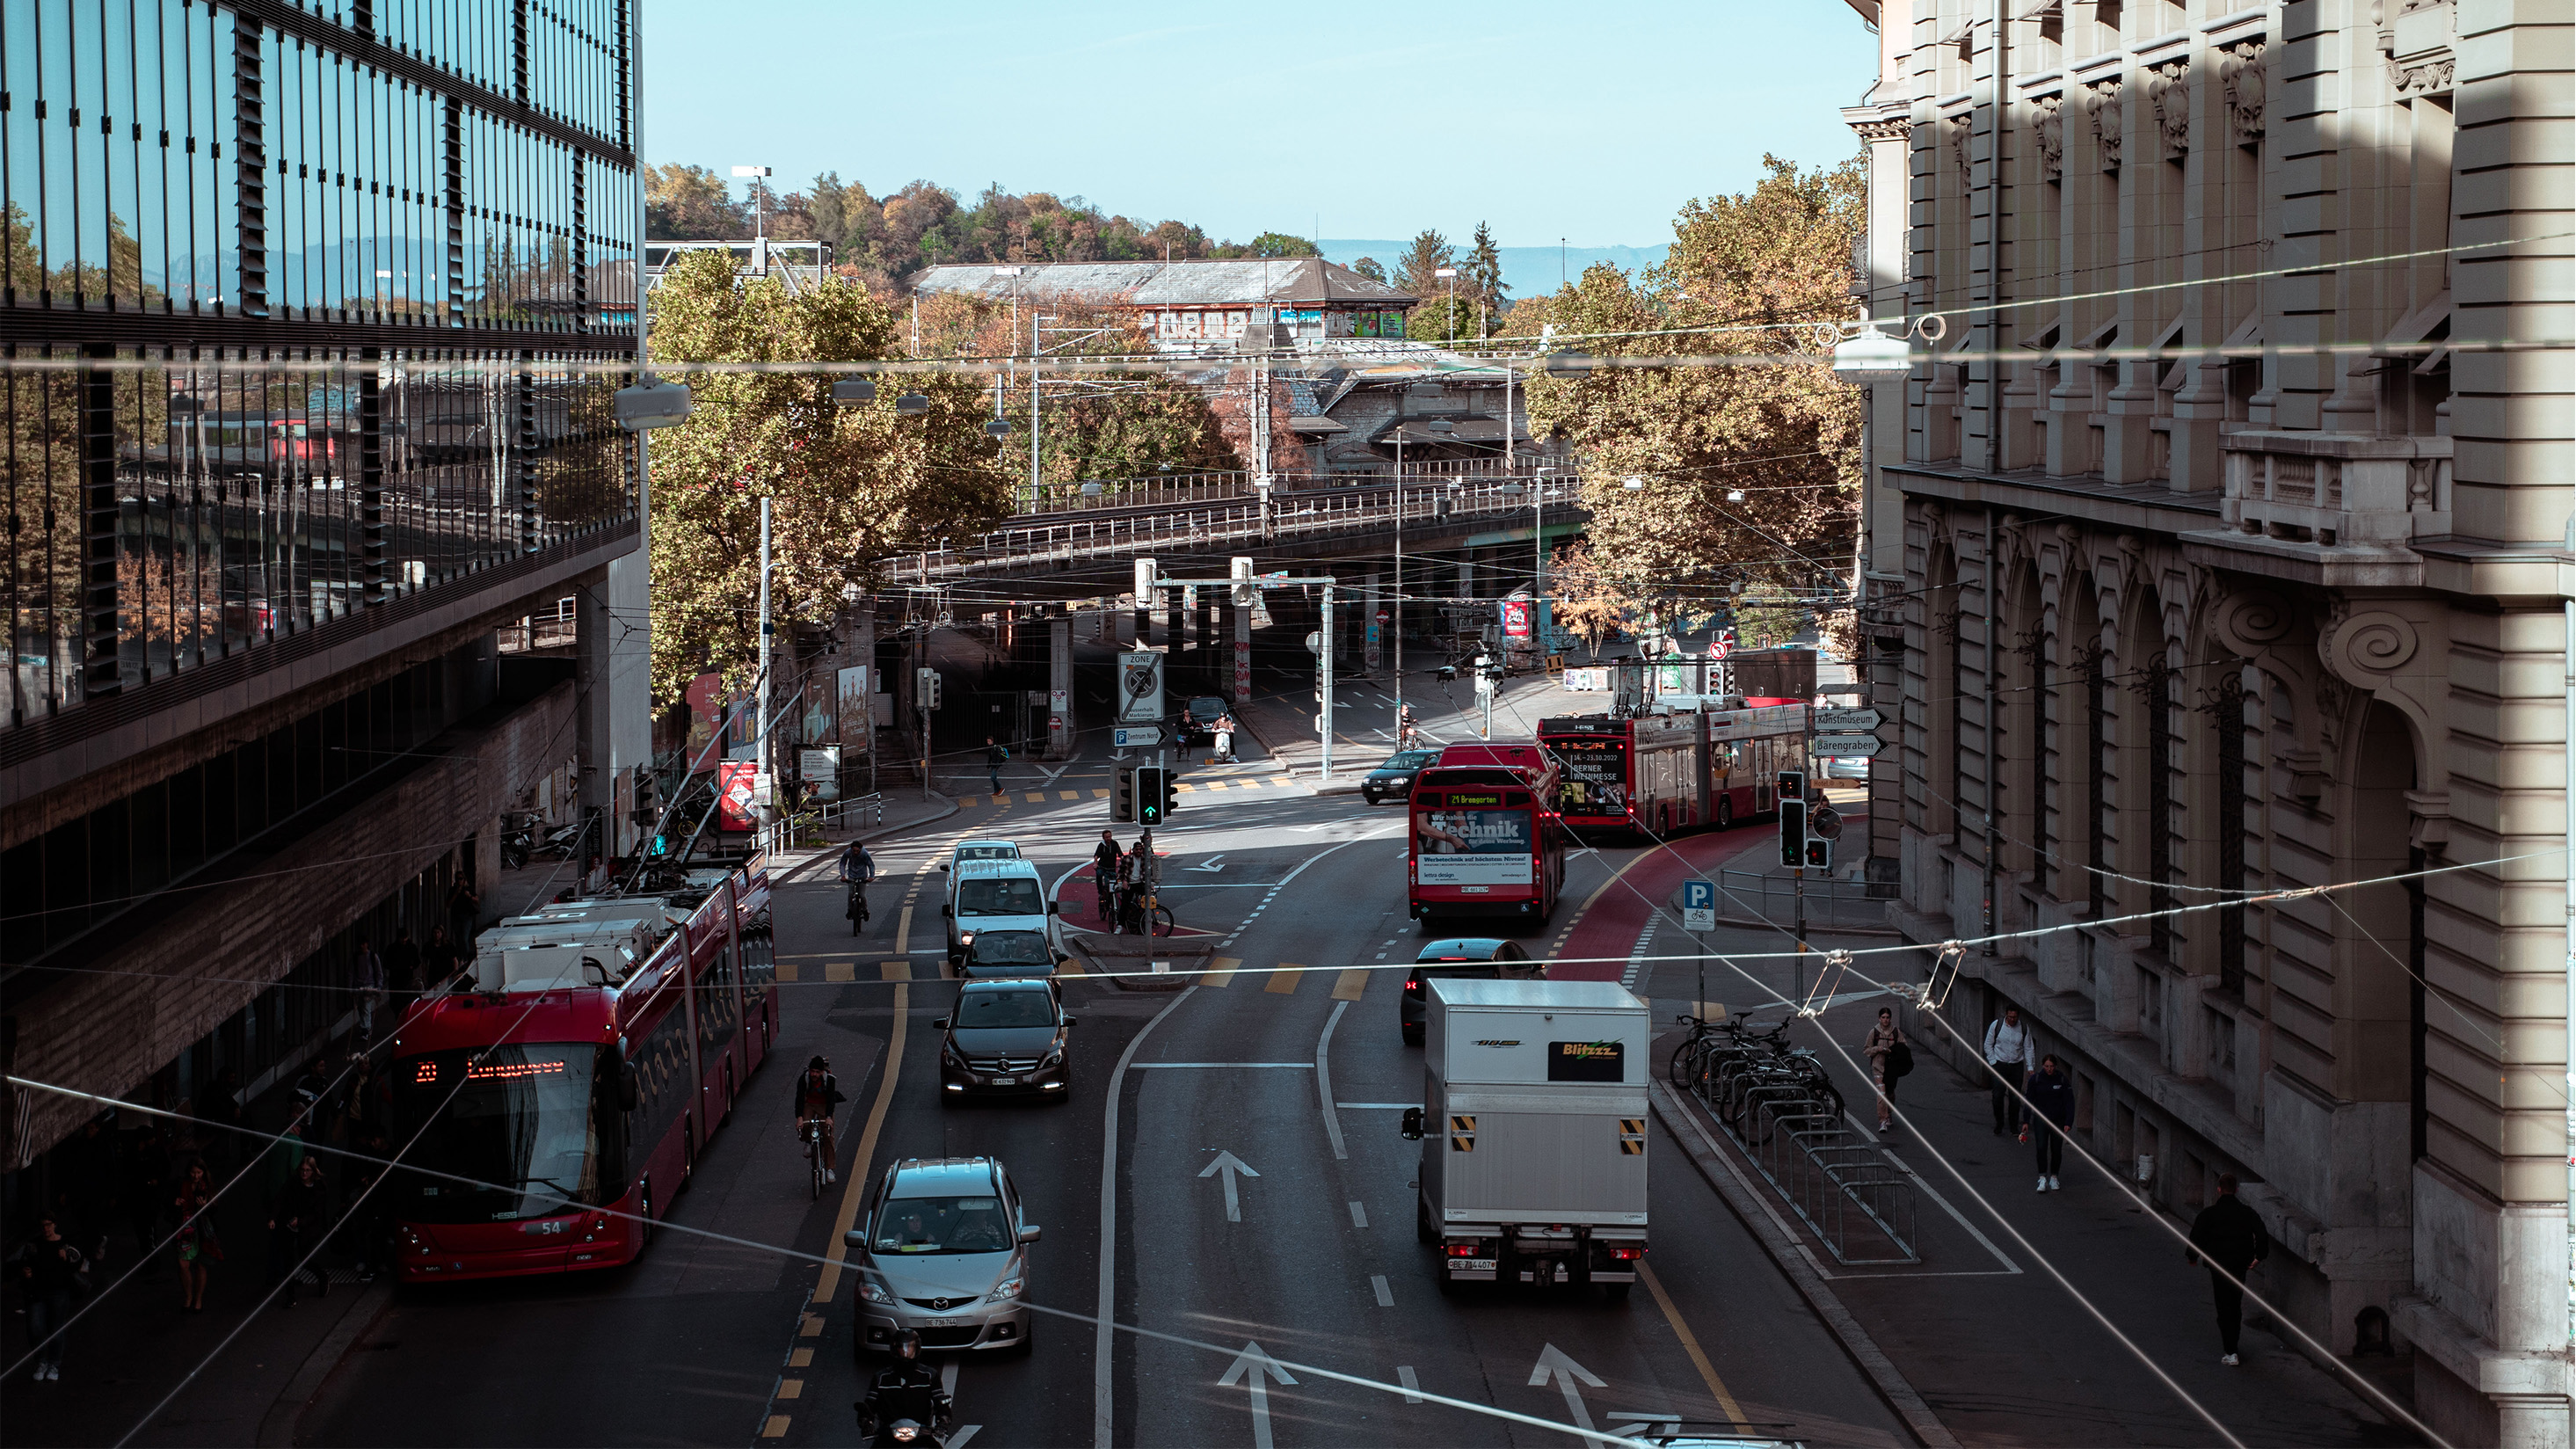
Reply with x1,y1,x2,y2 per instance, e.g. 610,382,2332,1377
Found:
1812,707,1884,733
1112,727,1163,749
1811,733,1887,756
1681,879,1716,933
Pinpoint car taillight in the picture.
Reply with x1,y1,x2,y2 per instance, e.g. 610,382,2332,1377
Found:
1404,979,1419,993
1446,1242,1483,1257
1610,1246,1644,1260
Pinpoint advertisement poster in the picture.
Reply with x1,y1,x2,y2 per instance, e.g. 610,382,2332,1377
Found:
836,666,870,746
1656,651,1699,695
1414,807,1534,885
798,747,841,803
685,672,724,762
1551,737,1628,815
717,761,759,831
1501,598,1533,640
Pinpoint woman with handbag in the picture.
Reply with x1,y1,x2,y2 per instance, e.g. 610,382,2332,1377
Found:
1862,1006,1912,1134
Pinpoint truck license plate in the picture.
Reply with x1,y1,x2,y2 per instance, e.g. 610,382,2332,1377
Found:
1453,1257,1497,1271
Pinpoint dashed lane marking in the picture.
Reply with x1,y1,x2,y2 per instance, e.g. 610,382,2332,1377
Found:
1204,957,1240,987
1372,1274,1395,1307
775,1379,803,1400
788,1348,811,1368
760,1414,790,1438
824,962,855,983
881,960,912,981
1332,969,1371,1001
1266,964,1303,994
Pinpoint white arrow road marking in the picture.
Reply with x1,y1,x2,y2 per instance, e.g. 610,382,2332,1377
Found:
1217,1341,1299,1449
1198,1150,1260,1222
1529,1343,1610,1443
1184,855,1228,872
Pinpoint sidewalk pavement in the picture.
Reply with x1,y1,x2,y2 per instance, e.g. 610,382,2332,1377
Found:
3,1053,394,1447
1657,994,2419,1447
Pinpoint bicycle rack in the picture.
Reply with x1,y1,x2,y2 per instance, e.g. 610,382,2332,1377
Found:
1685,1048,1919,1266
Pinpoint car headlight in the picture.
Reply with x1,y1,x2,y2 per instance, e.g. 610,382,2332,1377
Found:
985,1271,1025,1303
958,931,975,945
858,1278,895,1306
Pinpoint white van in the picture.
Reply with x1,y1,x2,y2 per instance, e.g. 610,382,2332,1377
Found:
944,857,1056,965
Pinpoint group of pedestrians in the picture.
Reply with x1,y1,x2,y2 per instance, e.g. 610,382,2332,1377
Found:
1089,829,1161,934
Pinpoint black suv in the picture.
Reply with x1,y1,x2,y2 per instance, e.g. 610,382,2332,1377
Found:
937,979,1075,1101
1361,749,1439,805
1400,938,1542,1044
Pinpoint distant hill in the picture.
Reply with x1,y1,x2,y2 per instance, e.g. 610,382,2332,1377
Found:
1317,240,1671,305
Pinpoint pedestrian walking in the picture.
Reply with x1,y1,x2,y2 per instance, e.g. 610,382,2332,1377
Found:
267,1155,333,1307
338,1054,382,1147
445,873,483,949
2025,1052,2076,1191
121,1118,171,1274
2188,1172,2273,1365
1861,1007,1910,1133
172,1161,222,1311
1171,710,1193,763
1983,1005,2034,1135
9,1213,87,1380
352,937,385,1040
984,737,1008,795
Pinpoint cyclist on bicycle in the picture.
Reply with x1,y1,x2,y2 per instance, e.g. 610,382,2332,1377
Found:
839,841,875,928
1396,704,1420,749
1124,830,1160,935
1092,830,1124,927
791,1056,847,1184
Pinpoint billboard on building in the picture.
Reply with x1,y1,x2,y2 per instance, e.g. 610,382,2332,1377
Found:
837,666,870,747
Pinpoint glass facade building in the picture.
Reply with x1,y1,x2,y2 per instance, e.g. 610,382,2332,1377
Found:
0,0,641,721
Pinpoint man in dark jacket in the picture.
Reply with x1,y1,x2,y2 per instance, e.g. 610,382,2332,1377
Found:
2024,1053,2076,1192
2188,1172,2273,1365
793,1058,848,1185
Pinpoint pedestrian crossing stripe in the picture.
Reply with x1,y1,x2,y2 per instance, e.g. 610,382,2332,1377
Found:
1204,957,1241,987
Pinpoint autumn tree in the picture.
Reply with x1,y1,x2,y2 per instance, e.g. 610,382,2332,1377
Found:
645,251,1010,706
1546,540,1643,658
1511,154,1864,621
644,164,746,240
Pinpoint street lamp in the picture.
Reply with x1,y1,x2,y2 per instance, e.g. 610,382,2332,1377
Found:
833,377,877,405
1434,265,1459,342
1621,475,1647,491
1830,324,1914,383
895,391,930,415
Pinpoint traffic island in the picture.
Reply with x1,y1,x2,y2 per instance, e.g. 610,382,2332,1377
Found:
1069,935,1215,990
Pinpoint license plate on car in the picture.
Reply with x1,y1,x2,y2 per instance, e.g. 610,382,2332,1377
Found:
1454,1258,1497,1271
993,1075,1016,1086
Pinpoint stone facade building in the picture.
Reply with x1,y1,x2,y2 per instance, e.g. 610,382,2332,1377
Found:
1834,0,2572,1440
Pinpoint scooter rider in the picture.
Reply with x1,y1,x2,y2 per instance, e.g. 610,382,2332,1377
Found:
857,1329,951,1445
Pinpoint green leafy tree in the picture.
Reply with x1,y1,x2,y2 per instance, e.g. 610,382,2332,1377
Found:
1406,295,1480,345
1352,257,1387,283
1508,155,1864,616
645,251,1010,706
644,163,747,239
1466,221,1508,324
1394,229,1456,300
1247,232,1321,258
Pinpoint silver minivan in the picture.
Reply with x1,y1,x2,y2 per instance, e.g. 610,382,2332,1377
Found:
846,1156,1039,1357
944,857,1056,965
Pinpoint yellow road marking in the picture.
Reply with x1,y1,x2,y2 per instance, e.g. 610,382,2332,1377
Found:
1059,790,1080,800
1266,964,1303,994
810,977,910,1308
788,1348,812,1368
777,963,800,982
1332,968,1371,1001
1640,1261,1750,1431
1024,791,1044,802
894,907,912,957
1092,788,1110,797
1057,957,1085,975
797,1314,824,1336
776,1379,803,1400
760,1415,790,1438
1204,957,1239,987
824,962,855,983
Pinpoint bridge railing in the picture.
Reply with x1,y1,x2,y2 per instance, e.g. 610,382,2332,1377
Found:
1012,458,1574,517
886,471,1585,584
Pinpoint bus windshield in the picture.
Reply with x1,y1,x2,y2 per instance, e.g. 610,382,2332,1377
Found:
395,1045,603,1222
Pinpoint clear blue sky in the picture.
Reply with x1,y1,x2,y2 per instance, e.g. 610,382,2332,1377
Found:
642,0,1879,251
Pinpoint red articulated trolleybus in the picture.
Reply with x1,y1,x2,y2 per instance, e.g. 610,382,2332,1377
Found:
387,863,775,1281
1407,741,1567,929
1539,701,1810,840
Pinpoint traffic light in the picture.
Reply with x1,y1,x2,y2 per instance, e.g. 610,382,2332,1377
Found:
1802,836,1833,870
1778,769,1808,870
917,666,942,710
1231,556,1255,608
1113,766,1136,822
1159,769,1177,820
1137,766,1169,825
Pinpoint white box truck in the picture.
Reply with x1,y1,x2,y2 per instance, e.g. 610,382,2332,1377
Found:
1401,979,1650,1299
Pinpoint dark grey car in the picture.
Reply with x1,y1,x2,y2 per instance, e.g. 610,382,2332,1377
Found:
1362,748,1439,805
1400,938,1542,1044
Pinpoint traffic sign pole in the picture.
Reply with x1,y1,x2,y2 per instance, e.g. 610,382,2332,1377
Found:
1165,569,1343,781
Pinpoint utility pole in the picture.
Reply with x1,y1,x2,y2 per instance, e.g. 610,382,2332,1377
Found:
1392,432,1405,721
1031,310,1043,507
755,495,774,821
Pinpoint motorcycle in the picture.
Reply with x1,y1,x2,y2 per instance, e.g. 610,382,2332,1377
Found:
855,1384,951,1447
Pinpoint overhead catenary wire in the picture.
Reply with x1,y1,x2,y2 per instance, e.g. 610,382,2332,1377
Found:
4,1074,1665,1449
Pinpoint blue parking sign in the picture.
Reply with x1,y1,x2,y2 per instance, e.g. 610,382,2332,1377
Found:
1682,880,1715,912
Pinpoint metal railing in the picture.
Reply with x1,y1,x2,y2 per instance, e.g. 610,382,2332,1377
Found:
1680,1053,1918,1265
885,470,1583,586
1714,867,1889,932
822,792,885,836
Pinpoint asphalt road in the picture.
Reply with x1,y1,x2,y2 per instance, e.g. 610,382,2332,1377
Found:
305,659,1909,1449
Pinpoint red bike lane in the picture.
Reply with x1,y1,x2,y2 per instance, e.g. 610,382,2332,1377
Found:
1544,828,1785,981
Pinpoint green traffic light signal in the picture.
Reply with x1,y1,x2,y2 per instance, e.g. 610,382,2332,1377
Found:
1139,766,1167,825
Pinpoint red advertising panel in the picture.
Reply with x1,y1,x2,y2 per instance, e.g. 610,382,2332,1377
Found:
1500,598,1533,640
717,761,759,832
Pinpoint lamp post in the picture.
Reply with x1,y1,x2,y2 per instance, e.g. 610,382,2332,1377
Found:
731,165,771,268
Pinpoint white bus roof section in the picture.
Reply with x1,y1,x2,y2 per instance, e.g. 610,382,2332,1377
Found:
474,898,679,993
1427,979,1645,1012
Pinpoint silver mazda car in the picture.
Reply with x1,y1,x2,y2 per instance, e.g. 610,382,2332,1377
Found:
846,1156,1040,1358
